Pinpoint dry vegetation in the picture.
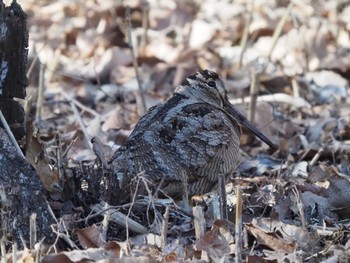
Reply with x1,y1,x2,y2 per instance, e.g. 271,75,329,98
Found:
2,0,350,262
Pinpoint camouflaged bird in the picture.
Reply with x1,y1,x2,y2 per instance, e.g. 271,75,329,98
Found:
110,70,275,205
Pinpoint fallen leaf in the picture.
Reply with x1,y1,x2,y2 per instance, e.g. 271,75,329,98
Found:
77,225,104,249
245,223,295,253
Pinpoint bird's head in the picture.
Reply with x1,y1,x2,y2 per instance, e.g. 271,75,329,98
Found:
176,69,228,108
176,69,277,149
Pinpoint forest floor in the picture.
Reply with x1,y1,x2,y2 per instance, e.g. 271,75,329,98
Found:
3,0,350,262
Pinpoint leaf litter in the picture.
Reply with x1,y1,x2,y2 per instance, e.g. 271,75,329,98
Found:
3,0,350,262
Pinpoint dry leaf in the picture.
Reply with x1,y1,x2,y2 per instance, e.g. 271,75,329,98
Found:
195,220,233,261
77,225,104,249
245,223,295,253
104,241,122,257
44,248,116,262
25,136,61,192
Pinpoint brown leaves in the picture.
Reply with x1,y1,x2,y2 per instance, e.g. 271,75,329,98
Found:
5,0,350,262
196,220,234,261
26,135,61,192
76,225,105,249
41,248,119,263
245,222,295,254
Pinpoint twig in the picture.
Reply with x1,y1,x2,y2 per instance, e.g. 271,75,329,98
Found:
193,206,208,261
60,91,99,117
266,2,293,62
291,77,303,119
160,206,169,251
140,1,149,56
101,202,111,244
46,48,61,83
35,63,45,122
126,7,147,115
309,147,324,166
92,54,101,88
0,186,8,207
61,133,79,159
30,213,37,251
235,186,243,263
141,176,163,229
238,6,252,69
1,238,6,263
291,77,300,98
193,206,206,240
65,96,93,150
248,68,258,123
218,174,227,219
92,202,148,234
180,170,190,211
19,235,26,250
230,93,311,108
26,42,47,78
47,196,79,250
75,205,129,224
46,203,60,254
12,243,17,263
34,238,45,263
193,205,207,262
54,132,64,181
292,186,307,229
211,195,221,219
0,110,25,159
298,141,316,162
74,198,178,225
51,220,79,250
49,201,79,251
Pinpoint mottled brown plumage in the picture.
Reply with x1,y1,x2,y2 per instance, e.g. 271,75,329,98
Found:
110,70,275,204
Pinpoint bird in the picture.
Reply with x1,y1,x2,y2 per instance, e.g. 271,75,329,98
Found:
109,69,276,209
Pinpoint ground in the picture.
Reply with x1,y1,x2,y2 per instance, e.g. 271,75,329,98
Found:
2,0,350,262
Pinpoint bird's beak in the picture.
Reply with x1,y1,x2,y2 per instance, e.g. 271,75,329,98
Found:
226,103,277,149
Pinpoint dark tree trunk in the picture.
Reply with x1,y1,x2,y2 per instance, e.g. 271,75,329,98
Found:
0,0,28,140
0,128,55,247
0,1,55,248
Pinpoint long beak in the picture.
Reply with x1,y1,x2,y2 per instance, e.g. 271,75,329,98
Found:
226,103,277,149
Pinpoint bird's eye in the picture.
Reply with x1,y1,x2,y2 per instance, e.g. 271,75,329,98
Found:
207,81,216,87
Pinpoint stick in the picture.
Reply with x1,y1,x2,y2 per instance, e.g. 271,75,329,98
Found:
12,243,17,263
193,206,208,261
0,110,25,159
248,68,258,123
140,2,149,56
30,213,37,251
238,5,252,69
92,202,148,234
193,206,206,240
35,63,45,122
218,174,227,219
126,7,147,115
1,238,6,263
101,202,111,243
160,206,169,250
66,97,93,150
235,186,243,263
211,195,221,220
266,2,293,62
230,93,311,108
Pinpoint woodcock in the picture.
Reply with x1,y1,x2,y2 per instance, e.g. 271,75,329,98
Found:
110,70,276,205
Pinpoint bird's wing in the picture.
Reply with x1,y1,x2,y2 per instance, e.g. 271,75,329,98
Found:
111,100,182,181
160,102,241,180
129,93,188,138
113,101,240,184
109,102,163,163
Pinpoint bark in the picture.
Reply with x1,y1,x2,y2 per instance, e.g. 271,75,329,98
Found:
0,1,28,140
0,128,55,247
